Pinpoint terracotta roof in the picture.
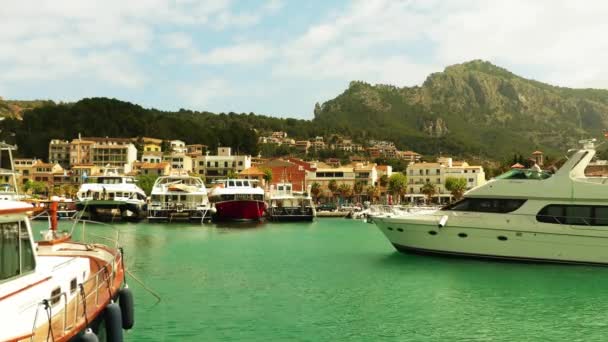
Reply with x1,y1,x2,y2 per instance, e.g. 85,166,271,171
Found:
376,165,389,171
33,162,53,168
239,166,265,176
401,150,421,155
82,137,131,143
511,163,525,169
532,151,543,155
71,164,96,168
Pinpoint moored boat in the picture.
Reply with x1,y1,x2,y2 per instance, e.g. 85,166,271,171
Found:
371,138,608,265
148,173,215,222
76,168,147,221
0,200,134,341
267,183,315,221
209,179,265,221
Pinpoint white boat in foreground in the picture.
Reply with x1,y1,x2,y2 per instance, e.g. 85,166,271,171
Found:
372,138,608,265
148,173,214,222
0,200,134,341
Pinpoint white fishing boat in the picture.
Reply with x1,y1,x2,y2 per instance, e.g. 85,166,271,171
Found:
0,200,134,341
267,183,315,222
372,138,608,265
76,168,147,221
147,173,215,222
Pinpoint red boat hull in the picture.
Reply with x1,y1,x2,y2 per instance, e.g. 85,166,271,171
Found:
214,200,265,221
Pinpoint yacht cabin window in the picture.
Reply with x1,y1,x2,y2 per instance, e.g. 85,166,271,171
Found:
0,221,35,281
235,181,243,187
442,198,526,213
228,181,235,187
495,169,552,180
537,204,608,226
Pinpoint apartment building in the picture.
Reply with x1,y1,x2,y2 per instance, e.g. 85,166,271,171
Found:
194,147,251,184
406,157,485,203
163,153,193,172
48,139,71,168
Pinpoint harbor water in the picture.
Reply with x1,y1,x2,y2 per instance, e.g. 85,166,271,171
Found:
33,219,608,341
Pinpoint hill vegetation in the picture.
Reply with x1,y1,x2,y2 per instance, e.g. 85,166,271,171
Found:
3,60,608,161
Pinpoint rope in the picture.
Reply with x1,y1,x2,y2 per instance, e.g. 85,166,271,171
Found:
79,284,90,327
42,299,55,342
125,268,162,304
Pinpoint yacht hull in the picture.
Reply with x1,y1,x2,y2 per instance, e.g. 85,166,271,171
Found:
214,200,265,221
77,201,146,221
374,217,608,265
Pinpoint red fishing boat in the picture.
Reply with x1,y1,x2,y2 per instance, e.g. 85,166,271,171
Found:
209,179,266,221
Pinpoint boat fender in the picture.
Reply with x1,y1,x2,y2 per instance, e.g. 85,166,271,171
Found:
78,328,99,342
119,286,135,330
438,215,448,228
105,300,124,342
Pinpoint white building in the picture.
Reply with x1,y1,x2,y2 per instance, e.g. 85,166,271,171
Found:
170,140,187,154
194,147,251,184
162,153,193,172
406,157,486,203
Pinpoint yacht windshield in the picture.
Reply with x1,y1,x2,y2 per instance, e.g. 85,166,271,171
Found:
494,169,552,180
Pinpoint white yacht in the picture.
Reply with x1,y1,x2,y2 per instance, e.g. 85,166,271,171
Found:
148,173,215,222
76,168,147,221
267,183,315,222
372,139,608,265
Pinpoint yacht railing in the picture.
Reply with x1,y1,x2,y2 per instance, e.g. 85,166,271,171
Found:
30,235,121,340
148,201,210,211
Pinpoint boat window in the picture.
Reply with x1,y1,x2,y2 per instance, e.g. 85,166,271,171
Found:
278,186,283,191
442,198,526,213
494,169,552,180
0,221,35,281
236,181,243,187
537,205,608,226
228,181,235,187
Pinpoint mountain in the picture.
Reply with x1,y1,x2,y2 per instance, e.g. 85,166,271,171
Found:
0,97,54,119
314,60,608,158
3,60,608,161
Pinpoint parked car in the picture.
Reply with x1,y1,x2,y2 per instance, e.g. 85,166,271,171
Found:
316,203,337,212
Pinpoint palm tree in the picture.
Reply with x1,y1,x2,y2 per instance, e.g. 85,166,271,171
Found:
445,177,467,201
421,182,436,204
388,173,408,204
354,181,365,203
379,174,389,187
226,170,238,179
310,182,322,202
328,179,338,203
262,168,273,190
337,183,352,205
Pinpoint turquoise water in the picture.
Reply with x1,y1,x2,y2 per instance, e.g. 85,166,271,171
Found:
34,219,608,341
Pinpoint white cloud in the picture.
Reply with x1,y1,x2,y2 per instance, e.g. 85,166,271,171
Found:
178,79,233,108
274,0,608,90
191,42,275,65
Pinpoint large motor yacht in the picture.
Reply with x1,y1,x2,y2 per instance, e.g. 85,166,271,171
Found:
148,173,215,222
0,200,134,341
76,168,147,221
371,139,608,265
209,179,266,221
267,183,315,221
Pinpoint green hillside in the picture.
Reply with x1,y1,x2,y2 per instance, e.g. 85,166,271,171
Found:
314,60,608,157
3,60,608,161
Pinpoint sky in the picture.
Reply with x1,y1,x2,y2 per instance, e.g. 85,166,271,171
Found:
1,0,608,119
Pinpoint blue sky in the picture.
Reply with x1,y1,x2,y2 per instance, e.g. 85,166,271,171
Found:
2,1,608,119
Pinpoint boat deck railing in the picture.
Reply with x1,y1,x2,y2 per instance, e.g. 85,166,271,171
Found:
148,201,211,211
30,233,121,340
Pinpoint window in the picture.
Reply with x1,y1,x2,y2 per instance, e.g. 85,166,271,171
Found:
436,178,441,184
0,221,35,281
436,169,440,175
224,162,228,168
468,178,474,182
238,161,243,166
537,205,608,226
443,198,526,213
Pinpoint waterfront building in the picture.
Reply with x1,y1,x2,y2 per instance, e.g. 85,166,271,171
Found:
170,140,187,153
353,162,378,187
186,144,206,157
305,164,356,197
71,164,101,183
48,139,71,168
406,157,485,203
14,158,39,184
70,138,94,165
142,151,163,163
89,140,137,174
163,153,193,172
32,161,63,185
256,158,314,192
194,147,251,184
239,166,266,188
133,162,171,176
